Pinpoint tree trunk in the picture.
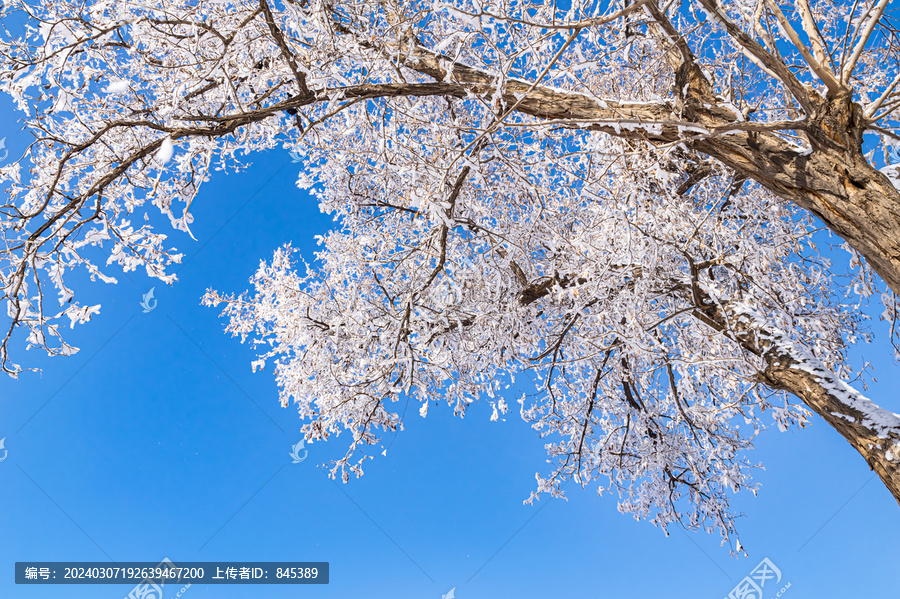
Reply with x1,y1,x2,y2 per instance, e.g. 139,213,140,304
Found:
690,89,900,299
518,272,900,505
761,361,900,506
395,48,900,298
702,300,900,507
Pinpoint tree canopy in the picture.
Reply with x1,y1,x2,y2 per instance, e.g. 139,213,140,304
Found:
2,0,900,548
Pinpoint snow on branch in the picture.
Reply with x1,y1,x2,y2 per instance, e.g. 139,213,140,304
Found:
3,0,900,532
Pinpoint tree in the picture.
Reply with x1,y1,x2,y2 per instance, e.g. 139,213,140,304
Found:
2,0,900,547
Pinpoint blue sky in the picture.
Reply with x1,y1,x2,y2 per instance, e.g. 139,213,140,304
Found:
0,95,899,599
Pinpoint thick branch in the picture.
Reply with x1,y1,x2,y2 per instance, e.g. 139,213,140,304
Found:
396,48,900,296
709,301,900,507
515,272,900,506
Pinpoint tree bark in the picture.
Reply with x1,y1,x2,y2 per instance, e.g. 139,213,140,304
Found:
697,299,900,507
517,273,900,505
761,361,900,506
396,49,900,298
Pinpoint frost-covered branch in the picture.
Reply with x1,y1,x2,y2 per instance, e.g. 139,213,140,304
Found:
3,0,900,542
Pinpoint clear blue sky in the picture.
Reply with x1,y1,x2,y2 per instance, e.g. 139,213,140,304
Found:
0,94,898,599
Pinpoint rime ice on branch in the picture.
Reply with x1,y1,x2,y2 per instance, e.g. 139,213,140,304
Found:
3,0,900,543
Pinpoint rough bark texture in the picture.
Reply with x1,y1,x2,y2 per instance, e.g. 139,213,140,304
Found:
517,258,900,506
399,48,900,298
761,362,900,506
689,88,900,300
700,300,900,508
